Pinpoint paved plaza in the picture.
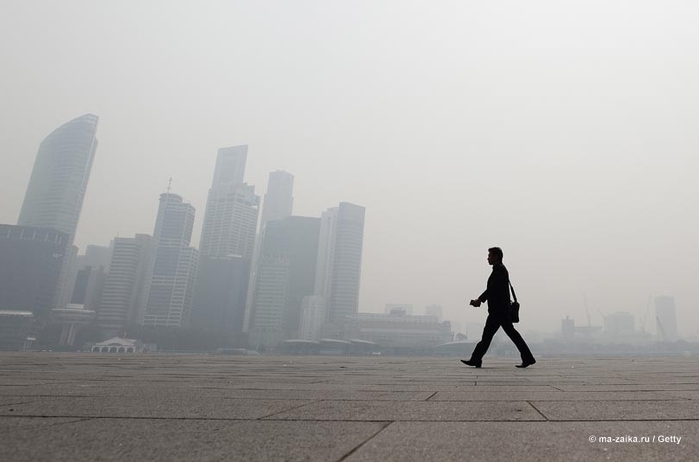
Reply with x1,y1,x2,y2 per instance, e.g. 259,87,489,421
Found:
1,353,698,461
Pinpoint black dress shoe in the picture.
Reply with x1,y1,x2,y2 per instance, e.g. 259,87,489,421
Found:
461,359,482,368
515,359,536,368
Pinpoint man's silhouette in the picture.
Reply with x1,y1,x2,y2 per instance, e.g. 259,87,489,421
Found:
462,247,536,368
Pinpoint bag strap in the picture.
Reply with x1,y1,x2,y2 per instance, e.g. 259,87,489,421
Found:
509,280,518,303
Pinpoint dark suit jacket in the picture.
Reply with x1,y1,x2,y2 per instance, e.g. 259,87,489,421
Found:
479,262,511,315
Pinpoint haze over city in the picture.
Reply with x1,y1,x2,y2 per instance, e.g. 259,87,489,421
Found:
1,1,698,337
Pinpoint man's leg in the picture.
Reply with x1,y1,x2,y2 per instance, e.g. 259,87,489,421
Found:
470,315,500,362
501,321,535,363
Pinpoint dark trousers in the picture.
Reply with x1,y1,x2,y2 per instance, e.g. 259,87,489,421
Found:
470,312,535,363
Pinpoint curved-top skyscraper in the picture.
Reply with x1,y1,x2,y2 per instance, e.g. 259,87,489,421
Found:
18,113,99,243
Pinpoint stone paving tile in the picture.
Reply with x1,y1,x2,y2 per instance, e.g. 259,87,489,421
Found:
2,354,699,461
266,400,544,421
532,400,699,421
345,421,699,462
0,417,387,462
0,396,315,420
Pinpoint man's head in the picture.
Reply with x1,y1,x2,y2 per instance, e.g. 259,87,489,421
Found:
487,247,503,265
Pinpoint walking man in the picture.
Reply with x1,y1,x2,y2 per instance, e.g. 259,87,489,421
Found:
462,247,536,368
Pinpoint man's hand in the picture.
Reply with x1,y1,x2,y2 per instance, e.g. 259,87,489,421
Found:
470,299,481,307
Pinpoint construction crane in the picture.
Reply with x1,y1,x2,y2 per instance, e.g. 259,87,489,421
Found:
656,315,666,342
639,295,652,333
584,293,591,327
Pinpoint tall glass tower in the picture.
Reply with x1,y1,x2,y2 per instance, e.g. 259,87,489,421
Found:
191,146,260,337
141,193,199,328
260,170,294,229
18,114,99,244
313,202,365,338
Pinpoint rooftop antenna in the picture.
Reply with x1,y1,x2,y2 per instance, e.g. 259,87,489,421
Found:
166,177,173,194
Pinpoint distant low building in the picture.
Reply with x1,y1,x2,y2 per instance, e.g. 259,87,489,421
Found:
603,311,635,338
357,311,452,351
51,303,95,346
91,337,153,353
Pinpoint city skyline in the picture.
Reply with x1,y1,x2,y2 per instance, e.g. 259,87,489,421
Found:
1,115,694,339
2,2,698,338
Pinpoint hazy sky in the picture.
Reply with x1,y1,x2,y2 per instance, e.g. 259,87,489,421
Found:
2,1,698,337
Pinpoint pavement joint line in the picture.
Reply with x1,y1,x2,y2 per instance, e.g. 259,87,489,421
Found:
251,418,550,422
2,395,93,398
0,415,274,421
336,421,393,462
256,400,319,420
1,401,37,407
37,417,94,428
526,401,549,421
260,417,699,422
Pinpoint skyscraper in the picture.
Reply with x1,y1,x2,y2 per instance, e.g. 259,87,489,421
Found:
210,145,247,189
243,170,295,332
249,216,320,348
655,296,679,341
260,170,294,229
198,146,258,260
69,245,111,313
97,234,152,338
17,114,99,312
141,194,198,328
18,114,99,243
0,224,69,318
192,146,260,336
312,202,365,339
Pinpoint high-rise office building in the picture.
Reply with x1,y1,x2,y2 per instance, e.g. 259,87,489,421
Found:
70,245,111,312
243,170,295,332
97,234,152,338
198,146,258,260
314,202,365,339
17,114,99,312
191,256,250,334
655,296,679,341
210,145,247,189
141,193,198,328
249,216,320,348
260,170,294,229
17,114,99,243
0,224,69,318
192,146,260,335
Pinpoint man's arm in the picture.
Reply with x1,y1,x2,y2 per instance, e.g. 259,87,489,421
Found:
478,289,488,303
471,283,489,307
